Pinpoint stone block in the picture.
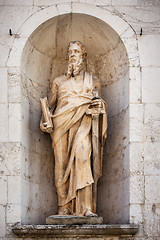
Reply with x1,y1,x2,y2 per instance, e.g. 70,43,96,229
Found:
130,142,143,174
9,103,21,142
0,40,11,67
144,142,160,175
12,224,138,238
72,2,115,25
144,203,160,237
0,176,7,204
130,204,143,224
130,104,143,142
122,37,139,67
0,142,21,176
138,35,160,67
0,205,6,237
144,103,160,124
46,215,103,225
145,175,160,204
7,38,27,67
93,0,111,4
0,104,8,142
0,68,7,104
143,103,160,143
6,204,21,224
57,3,72,15
8,176,21,205
5,0,33,5
129,67,141,103
8,68,21,103
0,6,39,36
142,67,160,103
130,173,144,204
112,0,138,5
33,0,71,5
0,0,5,5
18,6,58,38
111,17,129,36
113,5,160,35
144,119,160,143
120,26,136,39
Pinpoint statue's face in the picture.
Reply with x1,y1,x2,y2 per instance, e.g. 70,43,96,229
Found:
68,43,83,64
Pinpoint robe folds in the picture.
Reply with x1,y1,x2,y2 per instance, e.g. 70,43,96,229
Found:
50,72,107,209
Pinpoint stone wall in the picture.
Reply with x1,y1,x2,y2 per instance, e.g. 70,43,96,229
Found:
0,0,160,239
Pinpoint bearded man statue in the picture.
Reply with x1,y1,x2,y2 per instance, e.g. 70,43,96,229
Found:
40,41,107,217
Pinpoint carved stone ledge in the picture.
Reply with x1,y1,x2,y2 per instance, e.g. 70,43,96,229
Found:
13,224,139,238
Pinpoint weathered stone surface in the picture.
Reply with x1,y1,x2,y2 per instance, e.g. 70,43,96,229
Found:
5,0,33,5
0,142,21,176
0,103,8,142
46,215,103,225
8,67,21,103
9,103,21,142
8,176,21,205
0,176,7,204
0,67,8,104
129,67,141,103
145,175,160,204
130,104,143,142
130,204,143,225
0,2,159,240
13,224,139,238
6,204,21,224
112,4,160,34
138,35,160,67
142,67,160,103
0,205,6,237
143,204,160,237
130,142,143,174
130,173,144,204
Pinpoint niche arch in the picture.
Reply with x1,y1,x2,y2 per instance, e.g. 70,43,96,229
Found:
13,3,139,225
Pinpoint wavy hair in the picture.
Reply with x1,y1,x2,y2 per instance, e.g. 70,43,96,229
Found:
67,41,87,60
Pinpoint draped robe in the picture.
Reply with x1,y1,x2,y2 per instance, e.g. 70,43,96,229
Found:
49,71,107,214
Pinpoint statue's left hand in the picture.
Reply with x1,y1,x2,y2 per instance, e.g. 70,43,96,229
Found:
90,98,103,108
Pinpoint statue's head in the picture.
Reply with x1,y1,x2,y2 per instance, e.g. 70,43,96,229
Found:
68,41,87,62
67,41,87,79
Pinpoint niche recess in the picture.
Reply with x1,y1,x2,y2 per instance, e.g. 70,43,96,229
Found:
21,13,129,224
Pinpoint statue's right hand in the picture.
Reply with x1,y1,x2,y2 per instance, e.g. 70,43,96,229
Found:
40,121,53,134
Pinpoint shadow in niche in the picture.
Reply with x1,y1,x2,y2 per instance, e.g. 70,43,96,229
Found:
21,13,129,224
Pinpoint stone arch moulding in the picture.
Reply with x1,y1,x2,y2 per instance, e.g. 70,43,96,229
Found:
6,2,140,225
7,3,139,68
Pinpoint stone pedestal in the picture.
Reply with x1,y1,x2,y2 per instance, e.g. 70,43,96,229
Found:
12,223,139,238
46,215,103,225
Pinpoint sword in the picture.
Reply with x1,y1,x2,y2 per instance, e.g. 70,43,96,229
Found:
86,101,105,213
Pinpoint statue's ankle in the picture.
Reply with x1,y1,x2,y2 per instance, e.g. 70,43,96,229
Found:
84,209,98,217
58,207,71,215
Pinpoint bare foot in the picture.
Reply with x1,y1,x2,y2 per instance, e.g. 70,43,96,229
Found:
85,210,98,217
58,208,71,215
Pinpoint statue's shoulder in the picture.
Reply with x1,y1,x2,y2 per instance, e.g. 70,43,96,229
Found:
52,74,67,85
85,72,101,88
85,72,98,81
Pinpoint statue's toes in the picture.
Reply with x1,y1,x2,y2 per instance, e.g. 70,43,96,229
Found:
85,210,98,217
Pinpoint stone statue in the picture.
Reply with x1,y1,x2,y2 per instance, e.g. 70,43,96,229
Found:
40,41,107,217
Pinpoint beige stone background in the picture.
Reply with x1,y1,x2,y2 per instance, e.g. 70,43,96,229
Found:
0,0,160,239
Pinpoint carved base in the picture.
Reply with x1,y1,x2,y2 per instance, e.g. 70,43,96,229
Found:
13,223,139,238
46,215,103,225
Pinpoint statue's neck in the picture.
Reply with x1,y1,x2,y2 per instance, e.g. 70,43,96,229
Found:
70,70,84,81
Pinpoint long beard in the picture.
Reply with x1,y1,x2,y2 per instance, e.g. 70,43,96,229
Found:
67,60,83,79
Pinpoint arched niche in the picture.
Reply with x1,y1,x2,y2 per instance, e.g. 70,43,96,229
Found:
21,13,129,224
